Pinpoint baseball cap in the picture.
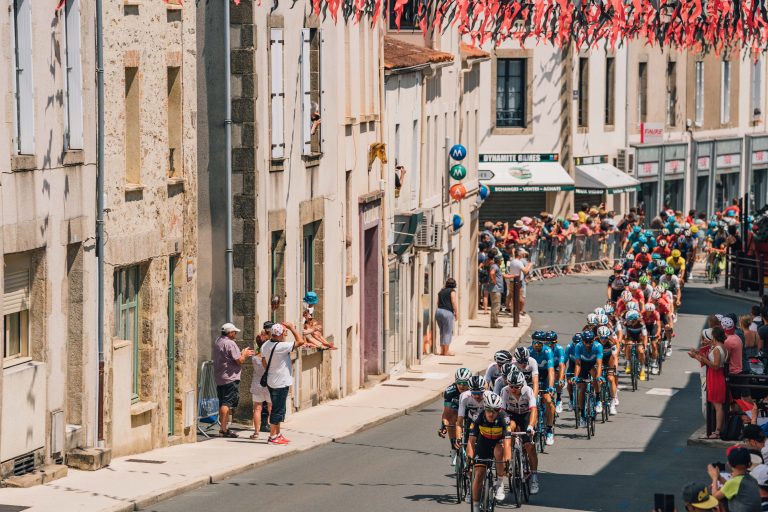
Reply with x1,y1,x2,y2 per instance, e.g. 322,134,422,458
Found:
682,482,719,509
742,424,767,442
751,464,768,486
270,323,285,337
720,317,735,331
262,321,274,331
727,446,752,468
221,322,240,334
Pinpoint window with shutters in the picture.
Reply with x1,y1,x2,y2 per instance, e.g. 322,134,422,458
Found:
167,66,182,178
721,60,731,125
605,56,615,126
114,266,140,402
3,255,30,362
125,67,141,184
578,57,589,127
752,57,763,119
666,61,677,127
301,28,323,155
269,28,285,160
695,61,704,126
64,0,83,150
638,62,648,123
12,0,35,155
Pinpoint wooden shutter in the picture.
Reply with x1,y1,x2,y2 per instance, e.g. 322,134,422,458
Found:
4,268,30,316
301,28,311,155
270,29,285,159
65,0,83,149
13,0,35,154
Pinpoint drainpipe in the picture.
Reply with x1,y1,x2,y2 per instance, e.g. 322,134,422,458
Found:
224,0,234,322
96,0,106,444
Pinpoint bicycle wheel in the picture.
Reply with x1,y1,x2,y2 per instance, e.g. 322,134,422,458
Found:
600,385,609,423
589,396,597,438
455,450,465,504
585,390,592,440
521,450,531,503
536,405,546,453
484,472,496,512
631,351,638,391
573,387,580,428
657,342,664,376
511,449,522,508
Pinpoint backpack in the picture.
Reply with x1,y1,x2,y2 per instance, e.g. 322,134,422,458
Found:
721,414,744,441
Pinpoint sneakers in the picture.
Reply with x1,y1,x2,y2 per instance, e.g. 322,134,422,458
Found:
494,482,506,501
613,396,620,406
595,402,603,414
666,346,672,357
530,474,540,494
555,401,563,414
609,403,617,415
545,432,554,446
625,364,631,374
268,434,290,445
650,364,659,375
465,493,472,504
639,370,647,381
450,450,457,467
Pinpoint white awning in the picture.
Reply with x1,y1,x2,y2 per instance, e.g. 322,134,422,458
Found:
478,162,575,192
575,163,641,195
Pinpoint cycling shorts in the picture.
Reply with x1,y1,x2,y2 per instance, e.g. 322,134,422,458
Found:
566,361,576,376
538,375,552,393
507,412,532,444
610,288,623,303
578,362,596,379
474,437,503,462
660,313,670,326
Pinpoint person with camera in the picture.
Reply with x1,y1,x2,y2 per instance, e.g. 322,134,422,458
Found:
260,322,305,445
249,321,274,440
213,323,254,438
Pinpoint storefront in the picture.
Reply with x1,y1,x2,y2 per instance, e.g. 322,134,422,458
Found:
574,155,640,212
713,139,742,213
478,153,575,222
694,141,714,217
748,135,768,210
635,146,661,221
661,144,687,213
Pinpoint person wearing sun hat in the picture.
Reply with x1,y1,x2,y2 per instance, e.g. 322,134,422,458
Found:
682,482,719,511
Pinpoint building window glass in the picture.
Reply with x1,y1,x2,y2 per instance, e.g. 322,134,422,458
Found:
64,0,83,150
125,67,141,184
638,62,648,123
388,0,417,30
604,56,615,126
301,28,322,155
114,266,140,402
666,61,677,127
578,57,589,127
12,0,34,154
3,258,30,361
167,67,182,178
752,57,763,120
303,222,319,293
721,60,731,125
695,61,704,126
496,58,526,128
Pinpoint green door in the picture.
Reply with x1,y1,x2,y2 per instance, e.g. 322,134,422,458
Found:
167,257,176,435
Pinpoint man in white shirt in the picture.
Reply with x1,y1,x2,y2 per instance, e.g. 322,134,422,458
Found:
261,322,305,445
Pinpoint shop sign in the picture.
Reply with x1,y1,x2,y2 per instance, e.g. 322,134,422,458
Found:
574,188,605,195
479,154,559,163
697,156,711,171
753,150,768,165
490,185,575,192
574,155,608,165
640,122,664,144
608,185,642,194
716,153,741,168
664,160,685,175
637,161,659,177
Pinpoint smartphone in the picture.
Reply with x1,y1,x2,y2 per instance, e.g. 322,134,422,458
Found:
653,493,674,512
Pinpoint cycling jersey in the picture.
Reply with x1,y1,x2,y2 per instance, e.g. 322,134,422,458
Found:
575,342,604,363
500,385,535,415
634,252,652,267
529,345,554,370
652,246,671,259
630,289,645,305
642,311,661,337
514,357,539,386
624,321,648,341
443,383,462,410
469,410,512,441
484,362,504,385
458,391,484,420
565,342,580,373
659,274,680,292
608,274,628,291
492,376,506,395
666,256,686,274
548,344,566,367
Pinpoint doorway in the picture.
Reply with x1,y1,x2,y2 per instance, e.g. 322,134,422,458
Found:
361,225,381,380
167,257,177,436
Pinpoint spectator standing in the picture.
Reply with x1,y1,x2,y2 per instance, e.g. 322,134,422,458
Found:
250,322,274,440
489,255,503,328
722,316,745,377
708,447,761,511
435,278,459,356
478,251,490,313
689,327,726,439
681,482,720,511
504,248,532,317
261,322,304,445
751,305,764,332
740,315,761,358
213,323,254,438
750,464,768,510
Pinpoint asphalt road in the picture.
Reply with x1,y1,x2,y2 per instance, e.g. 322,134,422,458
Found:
149,273,755,512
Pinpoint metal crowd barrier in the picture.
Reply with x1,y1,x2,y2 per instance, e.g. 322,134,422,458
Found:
724,252,766,296
520,232,620,281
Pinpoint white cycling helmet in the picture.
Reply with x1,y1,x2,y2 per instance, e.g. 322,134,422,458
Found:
514,347,530,364
628,281,640,291
483,392,504,410
596,314,609,326
507,367,526,387
645,303,656,312
604,303,615,314
621,290,633,302
455,368,472,383
626,301,640,311
594,307,606,316
651,290,662,300
586,313,598,325
596,326,612,339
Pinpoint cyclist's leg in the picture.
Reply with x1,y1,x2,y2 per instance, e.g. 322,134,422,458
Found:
472,464,486,504
493,443,506,480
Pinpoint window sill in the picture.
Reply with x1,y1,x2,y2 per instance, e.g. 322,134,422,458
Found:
130,401,157,417
491,126,532,136
165,1,183,9
343,116,357,126
302,153,323,168
167,177,185,188
604,124,615,133
113,338,131,350
10,154,36,171
63,150,84,166
576,126,589,134
124,183,145,193
270,157,286,172
3,356,32,370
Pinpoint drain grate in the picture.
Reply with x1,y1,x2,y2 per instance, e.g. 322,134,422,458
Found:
398,377,426,382
125,459,166,464
12,453,35,477
381,383,409,388
465,341,490,346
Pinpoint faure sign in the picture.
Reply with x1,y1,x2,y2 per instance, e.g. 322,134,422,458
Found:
715,153,741,168
697,156,711,171
640,122,664,144
664,160,685,175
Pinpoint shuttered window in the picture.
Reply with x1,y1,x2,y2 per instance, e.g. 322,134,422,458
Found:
270,29,285,159
4,257,30,361
114,266,140,402
12,0,35,154
64,0,83,149
301,28,323,155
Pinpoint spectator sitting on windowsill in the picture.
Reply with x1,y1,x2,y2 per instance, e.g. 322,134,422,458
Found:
302,308,337,350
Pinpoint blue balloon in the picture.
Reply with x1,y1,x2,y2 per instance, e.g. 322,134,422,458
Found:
479,184,490,200
449,144,467,161
452,214,464,231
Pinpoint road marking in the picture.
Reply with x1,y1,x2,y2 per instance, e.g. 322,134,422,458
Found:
420,372,449,380
646,388,679,396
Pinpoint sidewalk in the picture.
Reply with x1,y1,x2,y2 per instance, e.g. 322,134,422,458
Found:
0,313,530,512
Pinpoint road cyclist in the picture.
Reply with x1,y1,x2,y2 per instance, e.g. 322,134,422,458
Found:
529,332,556,446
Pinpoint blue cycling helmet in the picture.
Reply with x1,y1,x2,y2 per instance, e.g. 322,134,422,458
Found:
638,235,648,244
531,330,544,341
709,221,717,228
625,310,641,322
633,226,641,234
651,253,661,260
572,333,583,344
581,330,596,343
644,230,653,238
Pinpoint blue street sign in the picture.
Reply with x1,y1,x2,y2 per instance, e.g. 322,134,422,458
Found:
449,144,467,161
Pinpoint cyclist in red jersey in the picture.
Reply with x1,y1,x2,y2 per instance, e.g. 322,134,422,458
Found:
642,303,662,374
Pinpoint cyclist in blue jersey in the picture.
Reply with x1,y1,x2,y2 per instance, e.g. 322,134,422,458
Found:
572,330,604,419
564,333,582,410
544,331,566,414
596,326,618,415
530,333,556,445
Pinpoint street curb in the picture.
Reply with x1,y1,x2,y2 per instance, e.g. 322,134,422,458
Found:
708,286,761,304
686,425,734,449
93,316,532,511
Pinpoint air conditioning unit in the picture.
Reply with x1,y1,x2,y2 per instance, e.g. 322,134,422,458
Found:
616,147,635,175
431,222,445,251
414,209,435,249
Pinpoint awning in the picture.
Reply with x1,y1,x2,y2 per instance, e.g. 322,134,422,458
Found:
575,163,641,195
478,162,575,192
391,213,422,255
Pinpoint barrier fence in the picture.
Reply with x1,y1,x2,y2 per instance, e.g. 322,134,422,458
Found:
517,232,624,280
724,251,766,296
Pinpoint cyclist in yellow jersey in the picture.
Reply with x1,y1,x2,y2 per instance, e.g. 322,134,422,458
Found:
666,249,686,281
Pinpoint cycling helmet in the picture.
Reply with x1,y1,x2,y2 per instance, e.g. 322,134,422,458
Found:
604,303,615,315
531,330,543,341
507,367,526,387
641,245,649,253
671,249,681,258
514,346,530,364
626,301,640,311
628,281,640,291
645,230,654,238
494,350,512,364
545,330,558,343
651,290,662,300
633,226,641,234
639,275,649,285
455,368,472,383
674,227,682,235
621,290,633,302
581,330,596,343
638,235,648,244
644,303,656,312
709,221,717,228
594,307,606,316
684,229,691,237
596,326,612,339
656,259,667,267
586,313,598,325
691,225,699,234
613,263,623,272
683,222,691,229
469,375,487,391
572,333,583,344
625,310,641,322
659,238,667,246
532,335,544,346
660,282,670,291
596,314,609,326
665,265,675,275
483,392,504,410
501,362,513,378
662,228,670,235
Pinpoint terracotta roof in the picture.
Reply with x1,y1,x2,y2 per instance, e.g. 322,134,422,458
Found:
384,36,454,71
460,42,490,60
